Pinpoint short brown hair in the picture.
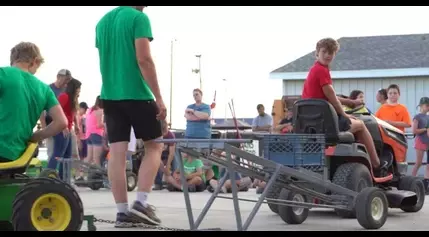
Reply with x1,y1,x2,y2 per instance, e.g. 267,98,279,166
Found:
193,88,203,95
387,84,400,95
10,42,44,66
316,38,340,54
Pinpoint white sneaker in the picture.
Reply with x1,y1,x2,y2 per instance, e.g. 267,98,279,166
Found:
210,179,226,193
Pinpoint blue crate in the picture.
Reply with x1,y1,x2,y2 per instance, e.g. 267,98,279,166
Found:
263,134,325,171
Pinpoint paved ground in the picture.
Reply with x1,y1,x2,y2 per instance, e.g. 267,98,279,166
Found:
77,187,428,231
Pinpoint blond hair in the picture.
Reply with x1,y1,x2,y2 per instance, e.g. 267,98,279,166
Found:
10,42,45,66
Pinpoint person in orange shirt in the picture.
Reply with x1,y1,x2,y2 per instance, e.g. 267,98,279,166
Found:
375,84,412,132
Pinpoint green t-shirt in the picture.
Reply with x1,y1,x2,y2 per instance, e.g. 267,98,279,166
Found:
95,6,154,101
0,67,58,160
183,159,205,181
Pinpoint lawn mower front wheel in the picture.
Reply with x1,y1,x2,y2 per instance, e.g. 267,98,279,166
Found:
12,177,84,231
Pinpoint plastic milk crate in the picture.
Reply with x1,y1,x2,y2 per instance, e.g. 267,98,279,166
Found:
263,134,325,172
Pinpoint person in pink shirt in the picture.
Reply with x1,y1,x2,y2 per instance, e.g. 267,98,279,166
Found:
85,96,105,166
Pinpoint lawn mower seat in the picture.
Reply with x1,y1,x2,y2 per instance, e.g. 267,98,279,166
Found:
293,99,355,144
0,143,38,174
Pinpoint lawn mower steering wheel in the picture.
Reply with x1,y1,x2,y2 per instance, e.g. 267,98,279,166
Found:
345,105,365,114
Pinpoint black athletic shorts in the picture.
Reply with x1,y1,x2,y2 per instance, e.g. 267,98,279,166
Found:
102,100,162,143
338,114,352,132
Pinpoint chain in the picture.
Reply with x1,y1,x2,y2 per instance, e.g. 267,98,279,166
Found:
93,217,188,231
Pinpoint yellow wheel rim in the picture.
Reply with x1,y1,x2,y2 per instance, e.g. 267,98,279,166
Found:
30,193,71,231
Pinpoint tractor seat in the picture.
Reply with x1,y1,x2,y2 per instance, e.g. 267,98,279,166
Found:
0,143,38,171
338,132,355,143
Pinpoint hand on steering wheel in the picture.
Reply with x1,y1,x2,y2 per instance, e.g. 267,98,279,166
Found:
351,99,364,107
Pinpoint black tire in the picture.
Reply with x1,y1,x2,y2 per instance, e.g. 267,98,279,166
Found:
87,170,103,191
39,169,60,179
12,177,84,231
126,171,137,192
398,176,425,212
266,183,282,214
355,187,388,230
278,188,309,224
332,162,373,218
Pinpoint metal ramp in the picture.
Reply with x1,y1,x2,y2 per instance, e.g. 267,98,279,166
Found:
160,136,359,231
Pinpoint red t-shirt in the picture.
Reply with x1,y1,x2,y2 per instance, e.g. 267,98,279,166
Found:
58,93,75,130
301,61,332,100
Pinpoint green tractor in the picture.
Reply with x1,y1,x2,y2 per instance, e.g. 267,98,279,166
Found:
0,143,84,231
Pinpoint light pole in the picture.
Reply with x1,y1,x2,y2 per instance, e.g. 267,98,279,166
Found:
223,78,227,122
169,38,177,128
192,55,202,90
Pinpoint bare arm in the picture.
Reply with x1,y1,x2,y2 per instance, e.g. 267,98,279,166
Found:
185,112,199,121
412,119,427,135
275,122,291,132
388,121,411,128
39,111,47,128
95,109,104,129
31,105,67,142
193,110,210,120
322,85,347,117
253,124,272,132
186,167,204,179
135,38,162,101
166,144,176,173
74,115,79,134
338,97,353,107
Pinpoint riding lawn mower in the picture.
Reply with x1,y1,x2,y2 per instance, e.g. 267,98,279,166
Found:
266,99,424,225
0,143,84,231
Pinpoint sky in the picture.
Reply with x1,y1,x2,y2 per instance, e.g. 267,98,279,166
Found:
0,6,428,129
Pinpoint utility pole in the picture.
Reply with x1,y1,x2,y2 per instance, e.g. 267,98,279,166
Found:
223,78,227,122
192,55,202,90
169,38,177,128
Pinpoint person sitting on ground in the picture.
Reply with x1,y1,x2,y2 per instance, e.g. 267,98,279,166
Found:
274,109,293,134
166,153,206,192
208,168,252,193
253,179,266,194
207,149,252,193
375,84,411,132
0,42,67,163
343,90,372,114
301,37,386,175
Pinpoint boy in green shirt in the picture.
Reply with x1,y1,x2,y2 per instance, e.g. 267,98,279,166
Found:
166,154,206,192
0,42,67,162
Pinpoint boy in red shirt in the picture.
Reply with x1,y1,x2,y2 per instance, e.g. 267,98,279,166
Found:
301,38,386,174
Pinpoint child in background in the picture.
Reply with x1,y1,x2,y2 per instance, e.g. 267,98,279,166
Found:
375,84,411,132
343,90,372,114
166,153,206,192
274,109,293,134
411,97,429,191
77,102,89,160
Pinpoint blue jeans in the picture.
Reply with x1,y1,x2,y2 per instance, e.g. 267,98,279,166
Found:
47,132,72,180
155,158,177,186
